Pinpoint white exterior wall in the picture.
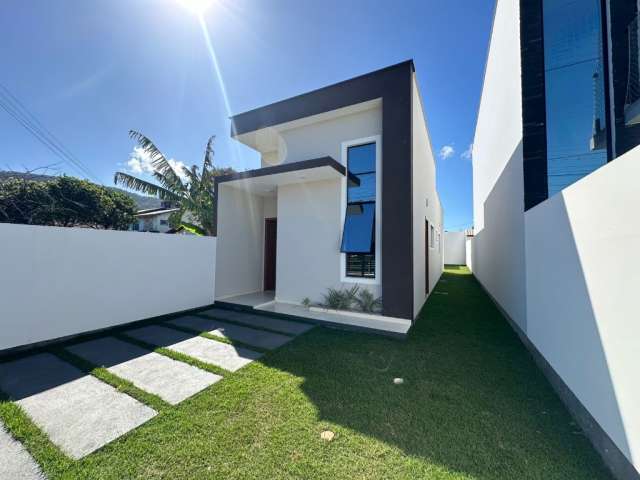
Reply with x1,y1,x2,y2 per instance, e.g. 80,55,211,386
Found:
444,231,466,265
275,178,382,304
411,74,443,317
525,148,640,472
465,237,473,271
275,110,383,304
0,223,216,351
278,106,382,164
215,185,265,298
472,0,527,330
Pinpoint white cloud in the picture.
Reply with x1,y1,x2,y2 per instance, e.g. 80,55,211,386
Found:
461,143,473,160
126,146,188,182
439,145,455,160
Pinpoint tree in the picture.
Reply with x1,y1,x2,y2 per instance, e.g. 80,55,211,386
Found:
0,176,136,229
113,131,234,236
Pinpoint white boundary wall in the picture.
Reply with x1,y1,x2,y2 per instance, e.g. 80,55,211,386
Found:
525,148,640,472
444,231,466,265
472,0,640,473
0,224,216,351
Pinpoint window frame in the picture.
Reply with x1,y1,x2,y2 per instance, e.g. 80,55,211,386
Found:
340,135,382,285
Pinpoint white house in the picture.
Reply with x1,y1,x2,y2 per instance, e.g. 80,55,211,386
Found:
472,2,640,479
131,206,179,233
214,61,443,334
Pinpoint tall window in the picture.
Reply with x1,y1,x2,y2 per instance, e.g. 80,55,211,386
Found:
543,0,608,197
341,142,376,278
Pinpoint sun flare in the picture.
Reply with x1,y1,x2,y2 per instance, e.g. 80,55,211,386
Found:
177,0,213,15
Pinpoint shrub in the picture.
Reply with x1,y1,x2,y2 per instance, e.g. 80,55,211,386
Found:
354,289,383,313
0,176,136,229
320,285,360,310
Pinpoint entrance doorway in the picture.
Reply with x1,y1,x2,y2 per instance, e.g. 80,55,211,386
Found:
264,218,277,291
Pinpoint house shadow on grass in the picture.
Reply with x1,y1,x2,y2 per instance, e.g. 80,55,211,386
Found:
257,268,615,480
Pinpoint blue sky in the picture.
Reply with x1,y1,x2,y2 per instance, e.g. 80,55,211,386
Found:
0,0,494,230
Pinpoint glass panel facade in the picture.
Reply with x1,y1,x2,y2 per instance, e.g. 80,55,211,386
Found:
341,142,376,278
543,0,608,197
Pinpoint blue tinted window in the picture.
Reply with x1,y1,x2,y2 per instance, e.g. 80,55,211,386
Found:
342,142,377,275
543,0,608,197
347,143,376,174
347,173,375,203
340,203,375,254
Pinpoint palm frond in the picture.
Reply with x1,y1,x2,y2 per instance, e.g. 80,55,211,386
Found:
129,130,185,192
203,136,215,170
113,172,181,201
179,222,206,236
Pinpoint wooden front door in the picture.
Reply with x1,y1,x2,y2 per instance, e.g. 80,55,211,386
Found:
425,219,430,294
264,218,277,291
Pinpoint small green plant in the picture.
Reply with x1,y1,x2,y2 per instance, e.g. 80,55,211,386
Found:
320,285,362,310
301,297,311,308
344,285,360,306
354,289,383,313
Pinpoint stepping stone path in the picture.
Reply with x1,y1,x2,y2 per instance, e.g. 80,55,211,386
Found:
200,307,314,336
0,353,156,459
0,423,45,479
67,337,222,405
123,325,262,372
0,309,311,467
169,315,293,350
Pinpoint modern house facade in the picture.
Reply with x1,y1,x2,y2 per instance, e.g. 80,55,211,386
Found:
214,61,443,331
473,1,640,479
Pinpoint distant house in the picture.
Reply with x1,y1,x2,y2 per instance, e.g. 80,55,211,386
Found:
131,202,179,233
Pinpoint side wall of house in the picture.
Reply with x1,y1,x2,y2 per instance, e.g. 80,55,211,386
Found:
215,185,265,299
411,74,443,318
0,224,216,352
444,231,466,265
472,0,527,330
525,147,640,476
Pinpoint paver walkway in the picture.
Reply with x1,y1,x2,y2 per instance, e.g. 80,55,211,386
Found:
0,424,45,479
0,353,156,459
123,325,262,372
0,307,312,471
67,337,222,405
169,315,293,350
200,307,314,335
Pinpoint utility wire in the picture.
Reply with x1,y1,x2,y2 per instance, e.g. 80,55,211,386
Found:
0,84,96,179
0,84,100,183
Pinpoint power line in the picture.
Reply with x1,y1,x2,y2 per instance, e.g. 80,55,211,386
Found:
0,84,96,177
0,88,98,182
0,84,100,183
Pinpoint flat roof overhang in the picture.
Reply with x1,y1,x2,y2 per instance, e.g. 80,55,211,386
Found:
215,156,355,196
229,60,414,138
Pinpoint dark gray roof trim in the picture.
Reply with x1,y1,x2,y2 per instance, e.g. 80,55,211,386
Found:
230,60,415,136
215,156,345,184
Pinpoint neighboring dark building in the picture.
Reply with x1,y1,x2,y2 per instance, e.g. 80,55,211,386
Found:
520,0,640,210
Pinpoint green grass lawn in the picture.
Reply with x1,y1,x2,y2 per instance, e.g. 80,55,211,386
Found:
1,267,613,479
